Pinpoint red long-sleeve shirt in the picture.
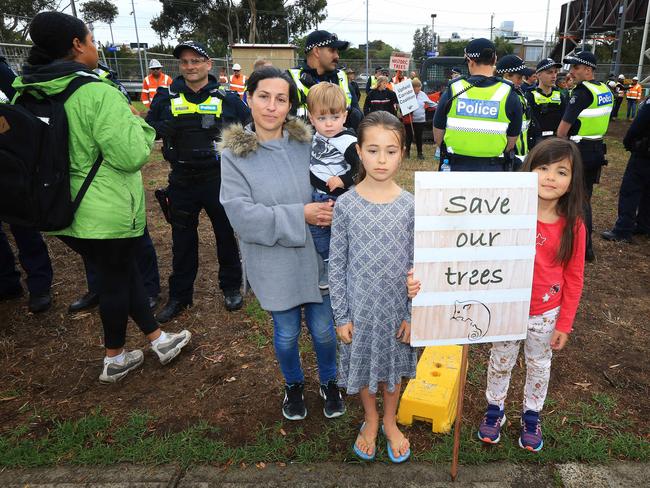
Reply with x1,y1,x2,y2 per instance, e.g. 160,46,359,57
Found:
530,217,586,333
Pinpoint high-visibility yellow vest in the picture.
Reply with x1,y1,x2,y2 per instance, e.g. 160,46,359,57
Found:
288,68,352,117
170,93,223,117
516,92,530,156
574,80,612,141
443,79,512,158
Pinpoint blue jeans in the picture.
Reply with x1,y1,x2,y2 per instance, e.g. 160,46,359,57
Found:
270,295,337,385
627,99,638,119
309,190,337,260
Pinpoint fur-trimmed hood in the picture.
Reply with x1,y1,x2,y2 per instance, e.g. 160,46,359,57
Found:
218,118,313,158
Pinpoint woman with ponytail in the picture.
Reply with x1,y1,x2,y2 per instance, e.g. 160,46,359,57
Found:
12,11,191,383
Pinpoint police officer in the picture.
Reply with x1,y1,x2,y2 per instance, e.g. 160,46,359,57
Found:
68,63,162,313
557,51,613,262
601,98,650,242
433,38,522,171
288,30,362,129
366,66,383,93
0,56,53,313
526,58,565,148
495,54,534,160
146,41,249,322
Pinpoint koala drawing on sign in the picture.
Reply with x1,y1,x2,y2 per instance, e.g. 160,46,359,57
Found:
451,300,491,341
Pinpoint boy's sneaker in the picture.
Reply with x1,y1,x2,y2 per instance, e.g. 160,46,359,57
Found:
319,380,346,418
151,330,192,365
477,404,506,444
99,350,144,384
318,261,329,290
282,383,307,420
519,410,543,452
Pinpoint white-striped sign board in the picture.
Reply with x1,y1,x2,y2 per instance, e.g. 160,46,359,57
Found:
411,172,538,346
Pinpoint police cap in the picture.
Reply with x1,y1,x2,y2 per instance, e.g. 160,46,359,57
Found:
173,41,210,59
304,30,349,53
464,38,496,59
563,51,597,69
451,66,462,75
535,58,562,73
495,54,535,77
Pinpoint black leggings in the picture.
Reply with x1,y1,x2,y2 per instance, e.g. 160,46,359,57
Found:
59,236,158,349
405,121,425,155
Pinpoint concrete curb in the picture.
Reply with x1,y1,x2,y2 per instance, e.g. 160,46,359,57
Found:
0,462,647,487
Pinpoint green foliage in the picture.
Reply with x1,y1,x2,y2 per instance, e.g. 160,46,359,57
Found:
80,0,119,25
594,29,644,65
440,40,469,57
493,37,514,57
1,0,56,42
412,26,433,63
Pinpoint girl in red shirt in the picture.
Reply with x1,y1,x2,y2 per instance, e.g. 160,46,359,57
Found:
478,138,586,452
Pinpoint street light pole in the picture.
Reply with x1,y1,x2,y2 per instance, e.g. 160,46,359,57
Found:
582,0,589,50
130,0,145,80
365,0,369,78
431,14,437,53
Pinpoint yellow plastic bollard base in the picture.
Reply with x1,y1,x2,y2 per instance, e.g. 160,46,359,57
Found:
397,346,463,433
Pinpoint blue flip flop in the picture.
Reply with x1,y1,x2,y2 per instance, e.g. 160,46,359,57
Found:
381,425,411,463
353,422,376,461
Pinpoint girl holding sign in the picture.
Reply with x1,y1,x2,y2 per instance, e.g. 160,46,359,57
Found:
329,111,417,462
477,138,586,451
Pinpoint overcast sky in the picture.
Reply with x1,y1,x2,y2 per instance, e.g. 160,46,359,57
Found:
72,0,566,52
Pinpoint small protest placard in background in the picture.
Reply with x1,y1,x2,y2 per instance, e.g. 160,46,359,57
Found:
389,51,411,71
411,172,538,346
394,79,418,115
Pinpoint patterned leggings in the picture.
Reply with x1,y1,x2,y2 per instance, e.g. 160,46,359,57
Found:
485,307,559,413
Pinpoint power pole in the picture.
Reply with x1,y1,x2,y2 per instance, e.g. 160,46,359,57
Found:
365,0,369,78
582,0,589,50
70,0,78,17
431,14,437,53
490,13,494,42
542,0,550,58
613,0,628,76
561,2,570,60
638,0,650,80
130,0,145,80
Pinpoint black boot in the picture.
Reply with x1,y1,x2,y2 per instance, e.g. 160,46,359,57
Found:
224,289,243,311
156,299,191,323
68,291,99,313
28,292,52,313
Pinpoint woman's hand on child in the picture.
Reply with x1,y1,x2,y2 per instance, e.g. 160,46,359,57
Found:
304,201,334,226
406,269,421,299
550,330,568,350
337,322,354,343
396,320,411,344
326,176,345,192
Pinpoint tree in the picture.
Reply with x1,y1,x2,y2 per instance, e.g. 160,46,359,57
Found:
150,0,327,56
1,0,56,42
439,40,469,57
493,37,513,57
80,0,118,25
412,26,433,62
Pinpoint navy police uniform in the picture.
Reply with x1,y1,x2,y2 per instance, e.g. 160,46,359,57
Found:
526,59,566,148
0,56,53,312
146,41,250,320
602,98,650,241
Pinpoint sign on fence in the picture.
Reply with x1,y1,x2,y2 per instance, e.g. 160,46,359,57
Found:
394,79,418,115
389,51,411,71
411,172,538,346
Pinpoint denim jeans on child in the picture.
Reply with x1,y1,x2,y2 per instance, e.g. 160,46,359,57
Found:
270,294,337,385
309,190,337,260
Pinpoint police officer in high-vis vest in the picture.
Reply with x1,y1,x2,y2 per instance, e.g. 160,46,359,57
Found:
495,54,534,160
146,41,250,322
287,30,362,130
557,51,613,262
433,38,523,171
526,58,566,148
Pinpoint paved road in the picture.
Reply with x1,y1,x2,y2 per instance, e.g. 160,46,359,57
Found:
0,462,647,487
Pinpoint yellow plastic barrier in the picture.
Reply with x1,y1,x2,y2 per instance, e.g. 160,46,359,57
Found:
397,346,463,433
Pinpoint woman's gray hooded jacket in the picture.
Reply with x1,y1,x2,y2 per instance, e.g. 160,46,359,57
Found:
219,119,323,311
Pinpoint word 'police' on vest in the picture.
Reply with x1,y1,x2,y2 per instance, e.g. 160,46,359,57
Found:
597,92,613,106
456,99,500,119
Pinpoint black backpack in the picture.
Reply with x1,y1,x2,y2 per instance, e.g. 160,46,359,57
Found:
0,76,103,231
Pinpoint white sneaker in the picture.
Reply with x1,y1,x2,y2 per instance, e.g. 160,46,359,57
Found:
151,330,192,365
99,350,144,384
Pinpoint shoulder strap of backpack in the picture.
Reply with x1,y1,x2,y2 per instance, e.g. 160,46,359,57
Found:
55,75,105,212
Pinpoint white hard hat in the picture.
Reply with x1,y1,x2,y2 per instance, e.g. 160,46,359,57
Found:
232,63,241,70
149,59,162,69
632,76,639,80
618,74,624,79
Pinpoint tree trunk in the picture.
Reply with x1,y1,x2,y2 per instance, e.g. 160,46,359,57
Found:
247,0,257,43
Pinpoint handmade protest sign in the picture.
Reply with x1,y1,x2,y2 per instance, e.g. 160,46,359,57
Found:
411,172,538,346
394,79,418,115
389,51,411,71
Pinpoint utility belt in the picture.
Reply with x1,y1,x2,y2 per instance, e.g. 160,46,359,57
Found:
446,153,512,171
169,164,221,185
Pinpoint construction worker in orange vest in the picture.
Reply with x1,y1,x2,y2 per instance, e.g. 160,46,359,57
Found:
626,76,644,120
229,63,247,97
141,59,172,108
218,66,228,85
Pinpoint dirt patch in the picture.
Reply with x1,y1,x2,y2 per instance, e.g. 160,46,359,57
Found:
1,126,648,450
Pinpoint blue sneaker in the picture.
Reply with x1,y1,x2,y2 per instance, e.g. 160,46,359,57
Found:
477,404,506,444
519,410,543,452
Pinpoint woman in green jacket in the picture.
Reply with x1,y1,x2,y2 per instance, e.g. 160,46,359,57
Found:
16,12,191,383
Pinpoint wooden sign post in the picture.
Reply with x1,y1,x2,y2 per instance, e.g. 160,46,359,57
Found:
412,172,538,481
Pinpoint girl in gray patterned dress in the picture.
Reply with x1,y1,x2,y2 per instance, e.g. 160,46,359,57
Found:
329,112,416,463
